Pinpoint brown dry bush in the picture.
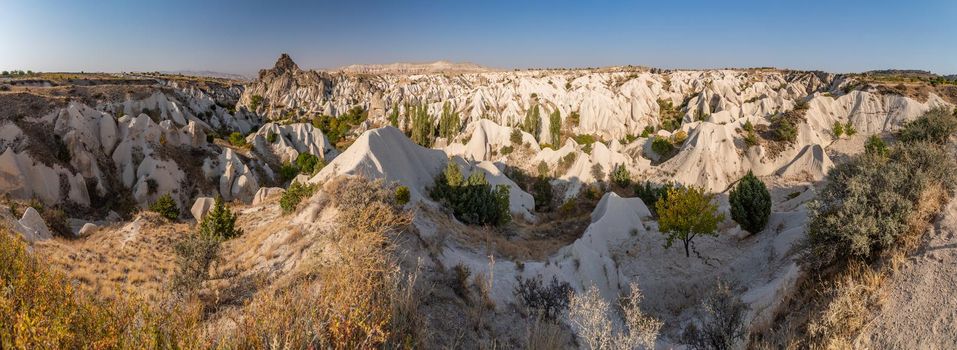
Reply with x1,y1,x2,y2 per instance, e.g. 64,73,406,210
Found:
225,176,422,349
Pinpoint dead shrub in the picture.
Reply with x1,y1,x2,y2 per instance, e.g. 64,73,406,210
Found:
682,280,748,350
568,282,662,350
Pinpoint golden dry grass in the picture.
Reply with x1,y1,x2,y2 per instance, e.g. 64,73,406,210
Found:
8,176,427,349
33,212,188,302
0,227,205,349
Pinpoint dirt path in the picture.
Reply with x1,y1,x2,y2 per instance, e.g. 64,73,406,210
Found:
857,199,957,349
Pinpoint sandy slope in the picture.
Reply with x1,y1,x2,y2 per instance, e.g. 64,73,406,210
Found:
858,199,957,348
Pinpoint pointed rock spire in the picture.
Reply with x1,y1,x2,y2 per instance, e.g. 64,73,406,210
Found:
274,53,299,72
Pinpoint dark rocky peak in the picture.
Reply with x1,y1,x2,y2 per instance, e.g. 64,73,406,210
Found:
273,53,299,73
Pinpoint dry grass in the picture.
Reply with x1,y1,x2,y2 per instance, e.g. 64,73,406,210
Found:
806,263,886,349
33,212,187,301
0,228,205,349
525,317,571,350
213,176,424,349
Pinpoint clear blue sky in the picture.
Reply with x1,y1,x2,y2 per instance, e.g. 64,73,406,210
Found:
1,0,955,75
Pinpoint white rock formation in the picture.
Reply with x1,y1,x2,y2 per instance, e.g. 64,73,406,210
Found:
248,122,336,164
191,197,215,221
310,127,447,201
16,207,52,242
252,187,285,206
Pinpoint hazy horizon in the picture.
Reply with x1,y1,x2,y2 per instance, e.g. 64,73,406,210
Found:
2,0,956,75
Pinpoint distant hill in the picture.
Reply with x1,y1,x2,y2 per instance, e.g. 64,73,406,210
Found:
160,70,252,81
333,60,494,75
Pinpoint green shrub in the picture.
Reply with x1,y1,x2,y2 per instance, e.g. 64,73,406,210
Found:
532,177,555,212
295,153,324,175
743,131,758,147
500,145,514,155
430,162,511,226
611,164,631,188
312,106,370,145
657,186,724,257
278,162,299,182
832,121,845,138
864,135,888,157
651,136,674,156
640,125,655,138
228,132,246,147
149,193,180,220
395,186,411,205
771,115,798,143
658,98,681,131
572,134,597,146
898,107,957,144
729,171,771,234
266,132,278,143
510,128,523,145
805,142,957,268
198,197,242,240
537,161,550,177
742,120,755,133
249,95,264,111
844,122,857,136
280,182,316,214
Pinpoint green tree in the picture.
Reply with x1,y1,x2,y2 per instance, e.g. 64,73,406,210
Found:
149,193,179,220
611,164,631,188
438,101,461,139
388,103,400,128
549,109,562,146
656,186,724,257
523,105,542,141
249,95,264,111
198,197,242,240
410,103,435,147
729,171,771,234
